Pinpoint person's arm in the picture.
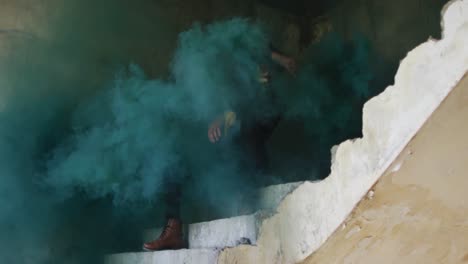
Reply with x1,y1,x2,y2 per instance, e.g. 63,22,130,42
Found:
269,43,297,74
271,50,297,74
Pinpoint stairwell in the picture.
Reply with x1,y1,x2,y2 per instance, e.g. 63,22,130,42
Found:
0,0,466,263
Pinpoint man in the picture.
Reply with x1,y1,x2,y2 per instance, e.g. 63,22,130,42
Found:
143,46,296,251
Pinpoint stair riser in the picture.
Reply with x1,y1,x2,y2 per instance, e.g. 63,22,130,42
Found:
142,214,258,249
105,250,219,264
189,214,257,249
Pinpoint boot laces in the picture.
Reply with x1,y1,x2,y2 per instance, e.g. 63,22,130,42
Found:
160,225,172,239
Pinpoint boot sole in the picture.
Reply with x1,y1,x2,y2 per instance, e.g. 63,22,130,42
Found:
142,245,185,252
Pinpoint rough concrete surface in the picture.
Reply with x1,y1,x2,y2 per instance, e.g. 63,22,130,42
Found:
258,181,304,210
189,214,257,249
302,72,468,264
218,1,468,263
105,249,219,264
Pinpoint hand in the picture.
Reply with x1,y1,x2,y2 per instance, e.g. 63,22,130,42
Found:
280,56,297,75
208,119,223,143
258,65,271,84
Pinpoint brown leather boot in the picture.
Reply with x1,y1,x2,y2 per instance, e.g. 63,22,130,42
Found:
143,218,184,251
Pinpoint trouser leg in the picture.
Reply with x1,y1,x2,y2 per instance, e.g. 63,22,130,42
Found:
243,114,282,185
164,179,182,220
163,162,190,220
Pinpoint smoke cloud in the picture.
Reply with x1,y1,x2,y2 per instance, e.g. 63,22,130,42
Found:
44,18,271,206
272,33,373,165
0,1,379,263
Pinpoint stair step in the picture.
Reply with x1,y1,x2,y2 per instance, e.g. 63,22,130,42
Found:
105,249,219,264
143,213,258,249
142,182,304,249
189,213,257,249
107,182,304,263
259,181,303,209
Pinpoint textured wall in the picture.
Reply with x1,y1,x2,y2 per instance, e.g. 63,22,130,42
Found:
303,73,468,264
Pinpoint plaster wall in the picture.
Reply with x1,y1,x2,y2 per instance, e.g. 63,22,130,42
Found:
302,72,468,264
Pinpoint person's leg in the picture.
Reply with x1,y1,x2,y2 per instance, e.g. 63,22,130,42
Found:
164,179,182,220
244,114,282,186
143,173,185,251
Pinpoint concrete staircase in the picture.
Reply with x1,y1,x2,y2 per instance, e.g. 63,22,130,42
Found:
104,181,303,264
105,249,220,264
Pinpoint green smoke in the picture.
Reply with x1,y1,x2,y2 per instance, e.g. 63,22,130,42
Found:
0,2,380,263
271,33,374,170
44,18,270,205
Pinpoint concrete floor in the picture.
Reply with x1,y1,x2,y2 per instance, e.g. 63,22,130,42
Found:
302,73,468,263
